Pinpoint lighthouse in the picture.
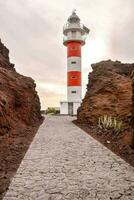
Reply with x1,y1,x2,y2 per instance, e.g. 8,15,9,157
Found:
60,10,89,115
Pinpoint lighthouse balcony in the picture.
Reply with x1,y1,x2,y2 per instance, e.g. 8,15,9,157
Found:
63,35,86,46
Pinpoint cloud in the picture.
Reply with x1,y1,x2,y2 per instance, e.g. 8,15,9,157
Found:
108,0,134,62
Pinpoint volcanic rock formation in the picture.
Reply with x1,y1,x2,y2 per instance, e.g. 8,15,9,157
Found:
0,39,42,136
0,39,42,198
77,60,134,126
131,79,134,127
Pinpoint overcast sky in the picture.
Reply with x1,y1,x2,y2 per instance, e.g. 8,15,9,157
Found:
0,0,134,109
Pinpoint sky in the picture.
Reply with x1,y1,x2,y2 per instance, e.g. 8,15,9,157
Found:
0,0,134,109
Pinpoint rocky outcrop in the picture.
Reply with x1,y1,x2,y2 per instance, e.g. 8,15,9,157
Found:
0,39,42,136
77,60,134,125
0,39,15,70
0,39,43,198
131,79,134,127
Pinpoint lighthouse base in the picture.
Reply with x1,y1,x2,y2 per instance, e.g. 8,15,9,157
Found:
60,101,81,116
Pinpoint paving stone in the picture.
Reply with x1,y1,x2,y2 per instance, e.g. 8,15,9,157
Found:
3,116,134,200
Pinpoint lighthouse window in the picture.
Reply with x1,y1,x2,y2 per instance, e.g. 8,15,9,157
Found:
71,91,77,93
71,61,76,64
72,31,76,37
71,76,77,79
71,46,77,50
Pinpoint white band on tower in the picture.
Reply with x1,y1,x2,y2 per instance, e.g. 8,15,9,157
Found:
67,57,81,72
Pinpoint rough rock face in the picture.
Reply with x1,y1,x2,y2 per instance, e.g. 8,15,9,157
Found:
0,39,42,136
0,39,15,70
77,60,134,125
131,79,134,127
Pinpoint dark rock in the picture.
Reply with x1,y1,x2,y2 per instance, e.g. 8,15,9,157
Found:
0,39,15,70
131,78,134,127
77,60,133,126
0,38,42,135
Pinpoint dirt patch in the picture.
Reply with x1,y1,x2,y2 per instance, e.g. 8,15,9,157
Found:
0,118,44,200
74,120,134,167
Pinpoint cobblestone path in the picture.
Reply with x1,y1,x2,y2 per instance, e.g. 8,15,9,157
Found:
4,116,134,200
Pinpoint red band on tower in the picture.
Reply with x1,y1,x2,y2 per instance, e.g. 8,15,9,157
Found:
67,42,81,57
67,71,81,86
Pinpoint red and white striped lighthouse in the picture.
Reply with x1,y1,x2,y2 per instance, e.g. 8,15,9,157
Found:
60,10,89,115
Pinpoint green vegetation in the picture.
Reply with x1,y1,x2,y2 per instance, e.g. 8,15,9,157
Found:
98,115,123,133
45,107,60,115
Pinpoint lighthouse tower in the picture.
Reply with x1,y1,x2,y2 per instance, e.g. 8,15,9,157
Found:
60,10,89,115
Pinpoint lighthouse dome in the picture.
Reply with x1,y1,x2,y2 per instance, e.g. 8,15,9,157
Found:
68,10,80,23
63,10,89,46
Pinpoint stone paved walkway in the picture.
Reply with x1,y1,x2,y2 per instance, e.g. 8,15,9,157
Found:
4,116,134,200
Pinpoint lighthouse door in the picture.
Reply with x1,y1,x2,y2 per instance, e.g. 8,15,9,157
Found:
68,102,73,116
